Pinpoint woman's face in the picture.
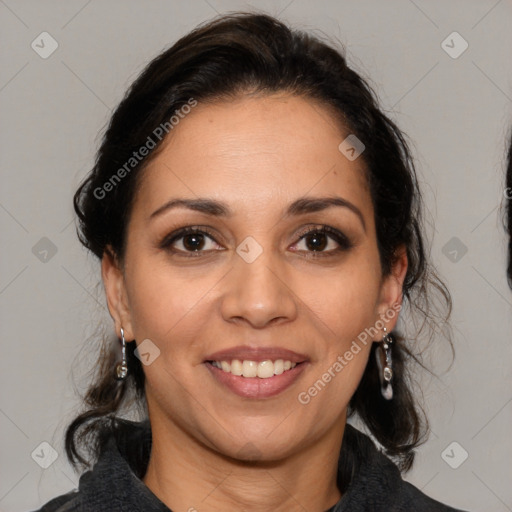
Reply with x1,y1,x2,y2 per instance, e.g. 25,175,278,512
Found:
103,93,405,460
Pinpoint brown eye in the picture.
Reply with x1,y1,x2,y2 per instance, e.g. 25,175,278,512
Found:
304,231,328,251
292,226,353,256
159,227,223,256
182,233,206,251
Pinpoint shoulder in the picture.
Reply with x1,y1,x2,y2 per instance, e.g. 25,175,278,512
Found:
28,419,167,512
339,424,469,512
397,480,468,511
29,490,81,512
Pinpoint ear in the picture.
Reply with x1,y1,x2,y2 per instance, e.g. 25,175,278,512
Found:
376,245,408,334
101,247,135,341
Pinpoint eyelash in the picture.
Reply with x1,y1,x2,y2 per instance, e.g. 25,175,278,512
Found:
158,226,353,258
159,225,353,259
295,225,353,258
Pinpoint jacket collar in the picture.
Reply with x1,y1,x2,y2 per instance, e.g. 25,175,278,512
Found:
76,419,403,511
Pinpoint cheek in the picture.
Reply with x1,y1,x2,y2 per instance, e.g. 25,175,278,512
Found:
125,248,382,356
293,261,382,345
124,256,222,355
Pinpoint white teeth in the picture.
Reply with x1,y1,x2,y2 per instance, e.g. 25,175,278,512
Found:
257,360,274,378
242,360,258,378
211,359,298,378
230,359,243,376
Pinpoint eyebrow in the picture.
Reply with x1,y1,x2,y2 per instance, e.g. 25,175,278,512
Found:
150,196,366,231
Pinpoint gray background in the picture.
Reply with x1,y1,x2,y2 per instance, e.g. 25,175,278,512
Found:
1,0,511,510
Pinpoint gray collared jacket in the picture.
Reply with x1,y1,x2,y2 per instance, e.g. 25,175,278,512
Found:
32,419,468,512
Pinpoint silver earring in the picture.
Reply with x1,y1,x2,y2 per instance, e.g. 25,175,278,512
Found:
375,327,393,400
115,327,128,380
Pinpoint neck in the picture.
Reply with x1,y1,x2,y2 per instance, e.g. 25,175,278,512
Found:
142,416,345,512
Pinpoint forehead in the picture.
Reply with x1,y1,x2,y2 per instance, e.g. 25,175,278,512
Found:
136,93,371,218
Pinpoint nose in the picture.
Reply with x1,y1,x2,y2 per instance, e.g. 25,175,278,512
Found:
220,247,298,329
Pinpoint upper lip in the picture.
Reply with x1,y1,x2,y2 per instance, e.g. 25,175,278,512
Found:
204,345,309,363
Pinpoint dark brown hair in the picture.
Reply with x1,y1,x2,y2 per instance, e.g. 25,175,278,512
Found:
67,12,451,476
506,132,512,287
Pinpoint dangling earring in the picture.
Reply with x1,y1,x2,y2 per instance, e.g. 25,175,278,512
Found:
115,327,128,380
375,327,394,400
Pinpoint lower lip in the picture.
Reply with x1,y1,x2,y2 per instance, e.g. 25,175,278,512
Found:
205,362,307,399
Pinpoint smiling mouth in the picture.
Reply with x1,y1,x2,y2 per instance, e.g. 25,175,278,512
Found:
207,359,302,379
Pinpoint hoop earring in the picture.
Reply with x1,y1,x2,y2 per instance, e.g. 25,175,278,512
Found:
375,327,394,400
115,327,128,380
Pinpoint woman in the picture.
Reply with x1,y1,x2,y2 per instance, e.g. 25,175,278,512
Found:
34,12,465,512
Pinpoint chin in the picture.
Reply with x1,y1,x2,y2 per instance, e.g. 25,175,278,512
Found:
207,424,308,464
